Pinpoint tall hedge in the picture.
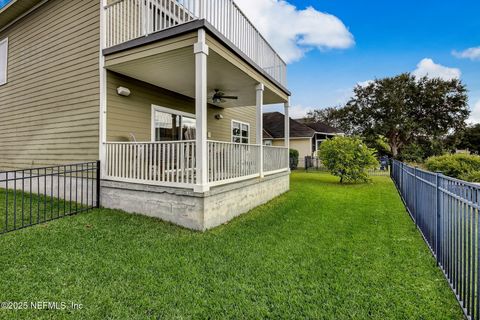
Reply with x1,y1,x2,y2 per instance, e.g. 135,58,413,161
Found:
289,149,299,170
425,154,480,181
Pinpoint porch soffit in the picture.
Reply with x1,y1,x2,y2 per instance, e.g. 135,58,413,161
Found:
0,0,45,31
105,42,286,107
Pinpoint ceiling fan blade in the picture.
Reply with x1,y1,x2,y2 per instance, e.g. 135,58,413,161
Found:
221,96,238,100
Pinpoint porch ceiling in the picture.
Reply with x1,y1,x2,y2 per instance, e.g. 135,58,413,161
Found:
105,46,285,107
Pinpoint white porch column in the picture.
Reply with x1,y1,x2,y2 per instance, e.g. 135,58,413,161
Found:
284,99,290,150
99,0,108,179
194,29,209,192
284,99,290,171
256,83,264,178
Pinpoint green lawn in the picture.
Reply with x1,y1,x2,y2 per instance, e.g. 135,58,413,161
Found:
0,188,88,233
0,172,463,319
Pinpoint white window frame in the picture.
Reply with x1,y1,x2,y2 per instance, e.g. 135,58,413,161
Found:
151,105,196,142
0,37,8,86
231,119,250,144
315,139,326,152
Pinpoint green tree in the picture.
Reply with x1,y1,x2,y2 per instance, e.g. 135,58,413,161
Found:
305,106,349,131
311,73,469,159
456,124,480,154
318,136,379,183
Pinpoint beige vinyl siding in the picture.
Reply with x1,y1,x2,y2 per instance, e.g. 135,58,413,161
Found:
107,71,257,144
273,138,312,167
0,0,100,170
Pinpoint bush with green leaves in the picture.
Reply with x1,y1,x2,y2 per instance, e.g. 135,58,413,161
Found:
459,171,480,183
318,136,379,183
289,149,299,170
425,153,480,181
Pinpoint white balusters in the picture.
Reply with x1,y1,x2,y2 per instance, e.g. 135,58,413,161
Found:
105,141,196,187
263,146,289,174
206,141,262,185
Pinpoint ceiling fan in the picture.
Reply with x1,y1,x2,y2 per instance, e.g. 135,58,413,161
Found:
210,89,238,104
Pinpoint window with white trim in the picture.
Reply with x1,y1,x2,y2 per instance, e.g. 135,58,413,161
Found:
232,120,249,144
0,38,8,86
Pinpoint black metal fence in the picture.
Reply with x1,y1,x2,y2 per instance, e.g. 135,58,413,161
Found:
0,161,100,235
391,160,480,319
304,156,390,176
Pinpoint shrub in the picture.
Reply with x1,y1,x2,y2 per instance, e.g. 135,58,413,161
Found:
459,171,480,183
425,154,480,179
318,136,379,183
289,149,299,170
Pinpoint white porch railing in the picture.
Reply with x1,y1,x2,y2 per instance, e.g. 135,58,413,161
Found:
105,141,289,189
104,0,287,86
207,140,261,186
263,145,289,175
105,141,196,187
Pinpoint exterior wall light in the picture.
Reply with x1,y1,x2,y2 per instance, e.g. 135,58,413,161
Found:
117,86,131,97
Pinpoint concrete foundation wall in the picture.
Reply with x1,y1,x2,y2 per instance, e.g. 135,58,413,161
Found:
100,172,290,231
203,173,290,229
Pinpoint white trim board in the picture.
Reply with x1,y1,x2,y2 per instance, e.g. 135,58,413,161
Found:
0,37,8,86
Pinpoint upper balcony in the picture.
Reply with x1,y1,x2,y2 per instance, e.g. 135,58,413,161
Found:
103,0,287,88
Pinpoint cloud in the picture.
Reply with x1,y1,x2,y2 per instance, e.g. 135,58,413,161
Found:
452,47,480,61
235,0,354,63
468,99,480,124
356,80,373,87
412,58,461,80
289,105,312,119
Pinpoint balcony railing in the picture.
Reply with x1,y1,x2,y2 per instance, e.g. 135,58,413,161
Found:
105,141,197,188
104,0,287,86
207,140,261,186
105,141,289,188
263,145,289,174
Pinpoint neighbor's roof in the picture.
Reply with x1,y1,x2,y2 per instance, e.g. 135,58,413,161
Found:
263,129,273,139
295,118,342,134
263,112,315,139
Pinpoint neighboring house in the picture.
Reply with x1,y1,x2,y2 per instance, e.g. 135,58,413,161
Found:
295,118,344,153
0,0,291,230
263,112,342,167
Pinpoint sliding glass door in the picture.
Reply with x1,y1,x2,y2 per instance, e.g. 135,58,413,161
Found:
152,106,196,142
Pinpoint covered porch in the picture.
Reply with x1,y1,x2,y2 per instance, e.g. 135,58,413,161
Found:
104,140,289,189
100,27,291,193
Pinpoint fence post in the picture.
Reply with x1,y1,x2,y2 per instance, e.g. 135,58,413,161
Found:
400,161,403,193
390,159,393,179
435,172,441,265
96,160,101,208
414,166,418,226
